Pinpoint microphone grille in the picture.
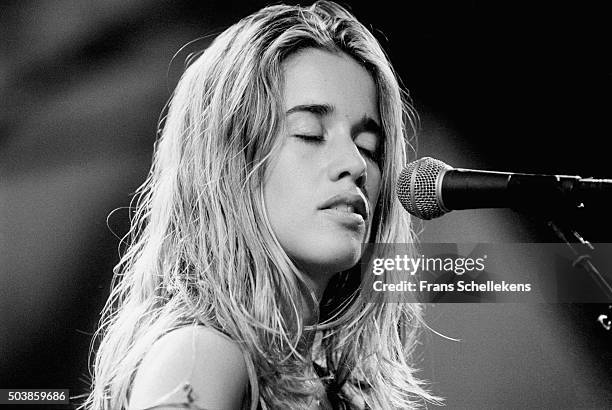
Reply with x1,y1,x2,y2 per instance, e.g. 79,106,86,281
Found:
396,157,451,220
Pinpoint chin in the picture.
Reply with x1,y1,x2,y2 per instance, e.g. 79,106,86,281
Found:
308,241,363,274
282,229,368,275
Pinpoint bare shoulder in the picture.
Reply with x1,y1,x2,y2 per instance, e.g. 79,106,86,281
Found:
128,326,249,410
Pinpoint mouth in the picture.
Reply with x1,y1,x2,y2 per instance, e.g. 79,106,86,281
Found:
318,191,369,222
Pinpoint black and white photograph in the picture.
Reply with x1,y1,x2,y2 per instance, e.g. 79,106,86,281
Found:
1,1,611,408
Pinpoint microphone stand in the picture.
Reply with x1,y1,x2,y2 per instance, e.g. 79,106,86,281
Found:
546,219,612,331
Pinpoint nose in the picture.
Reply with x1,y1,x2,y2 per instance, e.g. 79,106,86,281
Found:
327,134,367,189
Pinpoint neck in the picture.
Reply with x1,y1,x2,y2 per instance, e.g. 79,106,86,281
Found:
299,271,333,326
292,272,331,359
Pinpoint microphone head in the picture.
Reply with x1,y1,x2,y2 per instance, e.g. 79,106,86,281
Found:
396,157,451,220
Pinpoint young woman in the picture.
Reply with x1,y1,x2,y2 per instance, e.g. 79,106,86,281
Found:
85,1,440,409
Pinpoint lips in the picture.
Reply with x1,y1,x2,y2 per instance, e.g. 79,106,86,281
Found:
318,191,369,221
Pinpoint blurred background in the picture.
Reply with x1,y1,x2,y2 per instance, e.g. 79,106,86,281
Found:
1,0,611,408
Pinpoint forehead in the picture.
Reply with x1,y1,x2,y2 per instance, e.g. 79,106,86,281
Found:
282,48,379,121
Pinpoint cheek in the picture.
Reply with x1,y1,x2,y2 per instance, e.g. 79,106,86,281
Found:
264,143,294,198
263,148,311,236
365,166,383,242
263,161,293,223
367,165,383,205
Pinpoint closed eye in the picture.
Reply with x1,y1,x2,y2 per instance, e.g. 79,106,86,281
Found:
358,146,380,164
294,134,381,164
294,134,324,143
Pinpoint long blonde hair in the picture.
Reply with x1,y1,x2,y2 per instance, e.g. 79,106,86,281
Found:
85,1,440,408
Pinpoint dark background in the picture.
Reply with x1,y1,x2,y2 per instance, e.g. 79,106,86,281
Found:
1,0,611,408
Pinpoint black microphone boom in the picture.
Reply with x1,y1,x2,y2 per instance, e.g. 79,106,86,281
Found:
396,157,612,220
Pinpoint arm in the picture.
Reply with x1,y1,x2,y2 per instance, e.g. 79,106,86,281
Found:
128,326,249,410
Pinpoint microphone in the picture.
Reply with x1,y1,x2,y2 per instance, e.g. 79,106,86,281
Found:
396,157,612,220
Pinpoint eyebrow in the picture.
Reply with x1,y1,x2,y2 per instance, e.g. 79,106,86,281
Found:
286,103,333,116
286,103,383,136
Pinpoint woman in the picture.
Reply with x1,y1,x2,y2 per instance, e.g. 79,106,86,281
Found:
85,1,440,409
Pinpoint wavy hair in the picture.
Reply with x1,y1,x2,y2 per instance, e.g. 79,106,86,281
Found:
84,1,440,409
